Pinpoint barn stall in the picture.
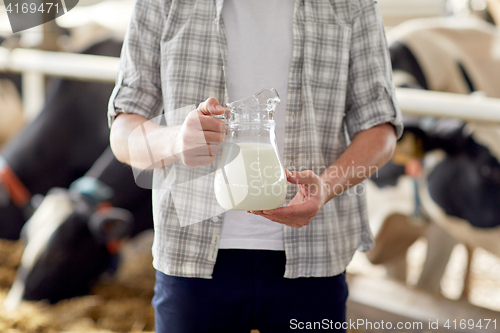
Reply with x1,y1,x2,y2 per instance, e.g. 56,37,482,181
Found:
1,0,500,332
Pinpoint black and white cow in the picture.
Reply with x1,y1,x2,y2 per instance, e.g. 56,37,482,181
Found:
418,123,500,250
372,123,500,230
367,122,500,294
366,16,500,296
0,37,122,239
5,147,153,307
387,17,500,97
1,35,157,305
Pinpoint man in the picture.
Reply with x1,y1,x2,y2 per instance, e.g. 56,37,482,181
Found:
108,0,403,332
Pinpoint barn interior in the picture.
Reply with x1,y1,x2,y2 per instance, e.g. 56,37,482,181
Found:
1,0,500,332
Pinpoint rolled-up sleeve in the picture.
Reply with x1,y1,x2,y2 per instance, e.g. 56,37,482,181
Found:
107,0,168,127
344,0,403,140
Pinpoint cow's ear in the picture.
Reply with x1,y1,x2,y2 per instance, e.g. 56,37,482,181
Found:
88,207,133,245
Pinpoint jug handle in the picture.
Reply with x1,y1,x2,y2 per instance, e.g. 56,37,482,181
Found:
212,114,226,121
212,112,229,141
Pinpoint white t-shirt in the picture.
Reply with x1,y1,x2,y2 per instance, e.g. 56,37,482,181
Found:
219,0,294,250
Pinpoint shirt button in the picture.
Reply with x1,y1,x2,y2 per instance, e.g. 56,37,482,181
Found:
212,216,219,222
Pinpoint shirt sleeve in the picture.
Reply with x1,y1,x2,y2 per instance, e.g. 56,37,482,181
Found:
344,0,403,140
107,0,169,127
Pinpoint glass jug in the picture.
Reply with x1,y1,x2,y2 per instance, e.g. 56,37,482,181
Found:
214,88,287,211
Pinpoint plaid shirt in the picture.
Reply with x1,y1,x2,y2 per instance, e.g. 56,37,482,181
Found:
108,0,403,278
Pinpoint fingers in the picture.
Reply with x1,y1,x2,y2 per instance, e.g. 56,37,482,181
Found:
198,97,226,116
178,125,222,149
182,109,223,146
249,210,307,228
178,101,225,168
182,144,220,157
197,114,223,148
247,189,321,228
265,201,316,219
199,114,225,133
186,110,224,134
202,131,223,144
181,144,220,167
286,169,318,185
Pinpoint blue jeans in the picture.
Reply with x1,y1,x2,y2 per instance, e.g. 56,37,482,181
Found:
152,249,348,333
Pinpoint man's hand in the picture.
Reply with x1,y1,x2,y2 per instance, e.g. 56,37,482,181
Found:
176,97,226,168
110,97,227,170
248,123,397,228
249,170,330,228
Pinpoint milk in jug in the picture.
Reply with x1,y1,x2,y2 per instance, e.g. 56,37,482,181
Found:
213,88,287,211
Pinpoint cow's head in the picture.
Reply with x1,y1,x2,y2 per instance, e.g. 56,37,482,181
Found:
389,121,500,229
426,132,500,229
4,180,133,308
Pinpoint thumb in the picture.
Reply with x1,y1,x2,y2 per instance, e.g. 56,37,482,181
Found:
198,97,225,116
286,169,318,185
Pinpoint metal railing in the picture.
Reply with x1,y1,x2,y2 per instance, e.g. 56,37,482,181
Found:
395,88,500,124
1,46,499,124
0,46,119,119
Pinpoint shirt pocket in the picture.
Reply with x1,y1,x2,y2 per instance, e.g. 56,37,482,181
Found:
303,22,352,88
